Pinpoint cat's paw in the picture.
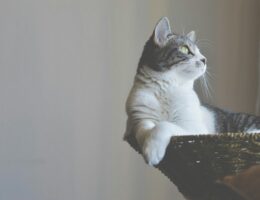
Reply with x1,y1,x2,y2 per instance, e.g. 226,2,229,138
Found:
142,130,170,166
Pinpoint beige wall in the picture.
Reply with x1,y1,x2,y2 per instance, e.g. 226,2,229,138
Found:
0,1,259,200
214,0,260,114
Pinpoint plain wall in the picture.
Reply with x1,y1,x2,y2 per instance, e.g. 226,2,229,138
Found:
0,0,259,200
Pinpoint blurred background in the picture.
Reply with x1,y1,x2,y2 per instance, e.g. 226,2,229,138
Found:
0,0,259,200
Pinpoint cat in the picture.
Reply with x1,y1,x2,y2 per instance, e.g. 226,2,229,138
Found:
124,17,260,166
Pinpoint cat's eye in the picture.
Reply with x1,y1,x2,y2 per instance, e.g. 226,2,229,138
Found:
179,45,190,54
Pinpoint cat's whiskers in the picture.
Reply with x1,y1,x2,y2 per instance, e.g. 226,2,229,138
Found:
199,71,213,100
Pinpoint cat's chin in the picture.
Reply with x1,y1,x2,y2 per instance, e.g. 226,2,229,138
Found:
176,61,206,73
177,68,206,82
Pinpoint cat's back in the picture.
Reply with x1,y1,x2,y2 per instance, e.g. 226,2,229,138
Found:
203,103,260,133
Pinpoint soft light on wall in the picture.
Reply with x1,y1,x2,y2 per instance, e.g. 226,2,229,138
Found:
0,0,259,200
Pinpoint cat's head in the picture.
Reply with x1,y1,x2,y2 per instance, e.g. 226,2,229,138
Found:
138,17,206,84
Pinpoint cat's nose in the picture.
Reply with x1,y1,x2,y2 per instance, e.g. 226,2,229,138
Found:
200,58,207,65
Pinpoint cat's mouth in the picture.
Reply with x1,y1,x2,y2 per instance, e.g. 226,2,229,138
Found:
181,64,206,77
196,60,206,67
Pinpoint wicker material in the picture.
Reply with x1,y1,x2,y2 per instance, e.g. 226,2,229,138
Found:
125,133,260,200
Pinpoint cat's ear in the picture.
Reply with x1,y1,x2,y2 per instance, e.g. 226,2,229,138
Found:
153,17,172,47
186,31,196,42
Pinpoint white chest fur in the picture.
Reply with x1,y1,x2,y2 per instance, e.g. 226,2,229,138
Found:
128,66,216,136
125,68,216,166
156,85,215,134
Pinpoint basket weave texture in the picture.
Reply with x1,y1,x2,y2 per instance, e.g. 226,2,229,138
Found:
125,133,260,200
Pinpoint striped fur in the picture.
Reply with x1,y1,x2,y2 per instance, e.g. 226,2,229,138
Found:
125,17,260,166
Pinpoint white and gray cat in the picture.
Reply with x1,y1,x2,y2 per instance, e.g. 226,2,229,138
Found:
124,17,260,166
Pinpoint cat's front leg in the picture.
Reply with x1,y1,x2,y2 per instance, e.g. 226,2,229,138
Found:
136,121,187,166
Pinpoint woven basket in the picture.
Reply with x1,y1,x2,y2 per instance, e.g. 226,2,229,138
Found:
125,133,260,200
